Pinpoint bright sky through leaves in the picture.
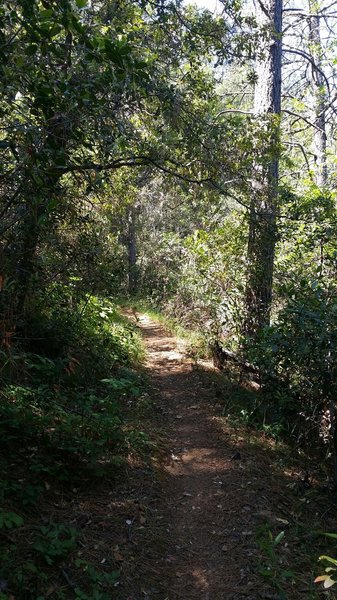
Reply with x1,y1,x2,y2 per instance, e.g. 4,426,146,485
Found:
185,0,219,12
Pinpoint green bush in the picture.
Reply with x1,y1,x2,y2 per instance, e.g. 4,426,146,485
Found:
0,291,145,598
248,282,337,450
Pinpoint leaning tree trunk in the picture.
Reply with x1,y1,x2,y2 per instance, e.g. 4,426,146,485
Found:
308,0,328,187
244,0,283,338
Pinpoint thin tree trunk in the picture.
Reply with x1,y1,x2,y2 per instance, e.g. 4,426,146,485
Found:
307,2,334,482
308,0,328,187
16,207,41,316
127,205,137,295
244,0,283,338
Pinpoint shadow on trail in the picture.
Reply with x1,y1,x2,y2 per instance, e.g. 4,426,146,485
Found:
135,315,334,600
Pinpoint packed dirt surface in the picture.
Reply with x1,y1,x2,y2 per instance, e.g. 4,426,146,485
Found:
121,313,334,600
140,314,260,600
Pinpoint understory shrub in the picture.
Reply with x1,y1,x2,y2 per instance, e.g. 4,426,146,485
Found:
247,282,337,454
0,290,145,598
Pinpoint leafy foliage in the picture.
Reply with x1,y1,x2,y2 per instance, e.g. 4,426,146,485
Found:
1,0,337,595
0,292,146,598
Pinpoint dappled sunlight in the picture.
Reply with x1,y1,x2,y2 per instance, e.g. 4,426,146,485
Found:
2,0,336,594
128,312,337,600
165,446,230,476
137,315,288,597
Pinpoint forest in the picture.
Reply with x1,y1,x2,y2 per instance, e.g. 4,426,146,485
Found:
1,0,337,598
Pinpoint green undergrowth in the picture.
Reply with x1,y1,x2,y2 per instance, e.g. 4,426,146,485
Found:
197,366,337,598
253,521,332,599
251,491,337,599
0,292,153,599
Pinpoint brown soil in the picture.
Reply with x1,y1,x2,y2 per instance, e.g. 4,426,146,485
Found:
9,313,335,599
124,313,335,600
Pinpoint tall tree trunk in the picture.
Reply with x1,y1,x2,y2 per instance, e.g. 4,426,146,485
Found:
307,2,335,483
16,127,68,316
244,0,283,338
308,0,328,187
15,32,72,317
16,204,41,316
127,205,137,295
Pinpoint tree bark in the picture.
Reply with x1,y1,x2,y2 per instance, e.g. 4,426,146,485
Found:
244,0,283,338
307,0,328,187
15,32,73,317
16,118,69,316
127,205,137,295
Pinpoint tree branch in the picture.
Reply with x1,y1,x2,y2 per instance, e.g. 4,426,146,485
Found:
282,109,326,132
283,141,314,178
283,47,331,94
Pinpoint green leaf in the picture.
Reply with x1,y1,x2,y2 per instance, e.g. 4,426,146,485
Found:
0,511,24,528
10,513,24,526
274,531,285,546
75,0,88,7
25,44,38,56
319,555,337,567
15,56,25,68
49,25,62,38
40,8,53,18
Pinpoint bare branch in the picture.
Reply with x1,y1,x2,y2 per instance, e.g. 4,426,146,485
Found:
213,109,253,122
283,141,314,178
282,108,326,132
283,47,331,94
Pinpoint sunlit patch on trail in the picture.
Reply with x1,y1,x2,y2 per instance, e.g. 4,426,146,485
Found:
132,312,337,600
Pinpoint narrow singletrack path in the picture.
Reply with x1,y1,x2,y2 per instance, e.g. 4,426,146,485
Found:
118,312,336,599
137,314,277,600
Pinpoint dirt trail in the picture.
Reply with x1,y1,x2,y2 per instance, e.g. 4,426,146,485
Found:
114,312,337,599
137,314,273,600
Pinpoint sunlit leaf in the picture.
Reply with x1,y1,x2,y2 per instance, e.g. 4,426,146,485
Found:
319,555,337,567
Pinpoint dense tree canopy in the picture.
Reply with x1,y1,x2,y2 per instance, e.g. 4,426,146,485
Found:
1,0,337,596
1,0,337,461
